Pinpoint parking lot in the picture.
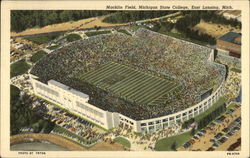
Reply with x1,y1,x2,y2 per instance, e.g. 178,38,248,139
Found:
179,103,241,151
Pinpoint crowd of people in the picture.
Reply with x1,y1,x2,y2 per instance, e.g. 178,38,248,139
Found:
31,28,226,120
224,71,241,102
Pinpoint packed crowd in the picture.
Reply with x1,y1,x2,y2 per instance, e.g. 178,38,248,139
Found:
31,28,226,120
224,71,241,102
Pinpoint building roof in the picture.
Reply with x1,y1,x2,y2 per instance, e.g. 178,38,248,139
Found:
218,32,241,45
223,10,241,16
218,10,241,17
48,80,89,98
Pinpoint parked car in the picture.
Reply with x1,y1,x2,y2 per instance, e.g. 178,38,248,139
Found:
215,133,223,139
235,117,241,122
193,135,199,140
200,129,207,134
226,131,234,137
189,139,196,144
197,132,204,137
210,138,216,143
209,122,216,127
212,142,219,147
219,136,228,143
233,126,240,131
207,147,215,151
183,142,191,148
222,127,230,133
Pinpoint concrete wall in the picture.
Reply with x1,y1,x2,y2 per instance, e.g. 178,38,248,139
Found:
217,49,241,69
133,83,225,133
29,74,225,133
29,75,114,130
208,49,215,62
217,40,241,56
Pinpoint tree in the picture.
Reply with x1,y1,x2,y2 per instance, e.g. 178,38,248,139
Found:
60,11,71,22
191,127,196,136
10,89,42,135
171,141,177,151
11,10,113,32
197,103,226,129
182,118,195,129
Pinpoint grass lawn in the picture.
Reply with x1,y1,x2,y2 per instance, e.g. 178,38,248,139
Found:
113,137,131,148
230,68,241,73
85,30,111,37
47,45,59,50
10,85,20,101
155,131,192,151
65,34,82,42
131,25,147,31
11,59,31,78
30,50,48,63
24,32,62,44
227,102,239,110
117,29,132,36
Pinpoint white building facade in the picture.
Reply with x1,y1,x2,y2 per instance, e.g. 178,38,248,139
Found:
29,72,225,133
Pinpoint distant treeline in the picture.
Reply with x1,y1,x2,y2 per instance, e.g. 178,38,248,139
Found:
154,11,241,45
176,11,241,45
11,10,114,32
102,11,177,23
10,85,55,135
181,11,241,28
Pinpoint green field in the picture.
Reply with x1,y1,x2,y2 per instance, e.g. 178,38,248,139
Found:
230,67,241,73
227,102,239,110
113,137,131,148
155,131,191,151
85,30,111,37
30,50,48,63
47,45,59,50
77,62,181,105
24,32,62,44
64,33,82,42
11,59,31,77
10,85,20,102
117,29,132,36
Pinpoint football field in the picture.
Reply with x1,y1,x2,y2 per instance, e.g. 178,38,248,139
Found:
78,62,182,105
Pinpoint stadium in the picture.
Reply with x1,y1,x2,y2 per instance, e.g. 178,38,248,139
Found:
29,28,226,133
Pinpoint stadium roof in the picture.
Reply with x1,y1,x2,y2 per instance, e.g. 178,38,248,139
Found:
218,32,241,45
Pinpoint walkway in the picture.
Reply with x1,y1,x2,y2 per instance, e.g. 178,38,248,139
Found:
11,133,87,151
